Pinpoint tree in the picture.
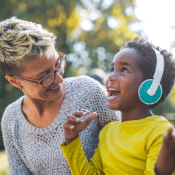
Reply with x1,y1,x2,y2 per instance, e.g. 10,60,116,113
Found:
0,0,137,149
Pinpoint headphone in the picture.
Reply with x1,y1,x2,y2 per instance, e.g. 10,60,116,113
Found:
138,48,164,105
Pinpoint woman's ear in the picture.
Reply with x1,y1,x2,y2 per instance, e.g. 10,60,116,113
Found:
5,75,21,88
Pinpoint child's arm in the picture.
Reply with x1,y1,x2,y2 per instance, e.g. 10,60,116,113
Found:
60,110,104,175
144,122,174,175
155,127,175,175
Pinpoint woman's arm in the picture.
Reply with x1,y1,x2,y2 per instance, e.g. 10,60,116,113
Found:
1,120,32,175
61,110,104,175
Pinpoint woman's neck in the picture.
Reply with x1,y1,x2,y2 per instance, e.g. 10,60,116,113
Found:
22,94,65,118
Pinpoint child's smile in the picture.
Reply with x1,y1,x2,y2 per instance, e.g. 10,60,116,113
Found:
106,48,145,113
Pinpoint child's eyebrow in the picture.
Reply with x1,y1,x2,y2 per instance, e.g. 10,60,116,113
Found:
119,62,133,69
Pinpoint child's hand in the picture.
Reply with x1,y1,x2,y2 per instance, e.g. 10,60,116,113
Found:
155,126,175,175
63,109,97,145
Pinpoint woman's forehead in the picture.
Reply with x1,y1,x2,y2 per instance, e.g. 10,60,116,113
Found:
19,55,56,75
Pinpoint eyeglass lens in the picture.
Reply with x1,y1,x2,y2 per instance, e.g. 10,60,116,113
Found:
42,57,66,88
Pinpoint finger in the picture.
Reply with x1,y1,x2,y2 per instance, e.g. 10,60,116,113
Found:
167,127,174,138
164,127,174,144
64,123,74,130
79,109,90,113
73,111,90,117
67,115,81,123
84,112,97,126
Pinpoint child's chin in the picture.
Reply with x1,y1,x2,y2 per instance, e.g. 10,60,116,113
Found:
108,104,119,111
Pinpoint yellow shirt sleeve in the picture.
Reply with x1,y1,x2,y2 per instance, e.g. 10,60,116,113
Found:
60,136,104,175
144,122,173,175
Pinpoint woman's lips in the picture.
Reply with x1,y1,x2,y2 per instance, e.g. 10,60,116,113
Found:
47,84,61,93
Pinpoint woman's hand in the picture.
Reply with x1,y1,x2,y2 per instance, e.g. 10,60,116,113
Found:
63,109,97,145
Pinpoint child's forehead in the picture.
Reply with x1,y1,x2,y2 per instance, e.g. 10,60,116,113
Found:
113,48,139,63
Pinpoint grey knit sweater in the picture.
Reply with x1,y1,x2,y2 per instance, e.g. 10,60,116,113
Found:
1,76,121,175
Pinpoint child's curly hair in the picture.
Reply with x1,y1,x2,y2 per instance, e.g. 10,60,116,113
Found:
0,16,57,75
123,38,175,108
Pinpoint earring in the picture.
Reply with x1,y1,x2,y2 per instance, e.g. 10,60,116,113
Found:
20,87,22,91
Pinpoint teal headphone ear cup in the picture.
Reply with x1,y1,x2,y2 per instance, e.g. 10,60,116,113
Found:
138,79,162,105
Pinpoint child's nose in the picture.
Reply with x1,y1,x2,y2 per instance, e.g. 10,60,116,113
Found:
108,71,119,81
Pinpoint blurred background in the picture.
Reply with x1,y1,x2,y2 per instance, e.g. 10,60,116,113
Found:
0,0,175,173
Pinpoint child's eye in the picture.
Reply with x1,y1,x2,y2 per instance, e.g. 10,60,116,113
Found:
110,67,114,73
121,67,129,73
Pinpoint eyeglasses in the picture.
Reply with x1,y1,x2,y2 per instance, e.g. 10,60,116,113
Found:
14,52,66,88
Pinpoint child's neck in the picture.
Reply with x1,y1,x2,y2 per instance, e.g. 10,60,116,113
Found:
121,107,153,122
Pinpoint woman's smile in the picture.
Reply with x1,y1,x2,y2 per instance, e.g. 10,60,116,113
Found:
47,84,62,93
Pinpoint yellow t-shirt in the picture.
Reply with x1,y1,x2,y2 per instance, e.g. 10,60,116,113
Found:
60,116,173,175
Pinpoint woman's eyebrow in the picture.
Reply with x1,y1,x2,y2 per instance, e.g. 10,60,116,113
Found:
36,57,59,77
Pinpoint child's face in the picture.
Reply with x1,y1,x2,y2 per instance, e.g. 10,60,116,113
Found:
106,48,144,111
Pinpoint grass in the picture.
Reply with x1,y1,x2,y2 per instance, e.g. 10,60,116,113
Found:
0,151,8,175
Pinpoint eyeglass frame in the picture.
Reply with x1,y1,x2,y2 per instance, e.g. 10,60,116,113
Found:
13,52,66,88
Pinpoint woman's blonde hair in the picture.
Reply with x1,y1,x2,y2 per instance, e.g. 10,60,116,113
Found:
0,16,57,75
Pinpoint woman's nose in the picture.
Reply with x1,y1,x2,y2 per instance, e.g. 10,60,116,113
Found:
54,71,64,84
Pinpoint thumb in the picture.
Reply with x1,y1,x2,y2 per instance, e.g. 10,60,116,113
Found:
167,126,174,137
164,126,174,143
84,112,97,126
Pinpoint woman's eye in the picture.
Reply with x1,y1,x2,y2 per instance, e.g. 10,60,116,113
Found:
121,67,128,73
56,60,61,68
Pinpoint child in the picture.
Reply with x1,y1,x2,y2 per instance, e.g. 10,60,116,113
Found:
60,38,175,175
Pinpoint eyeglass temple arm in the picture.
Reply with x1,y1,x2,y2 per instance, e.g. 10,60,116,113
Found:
14,75,41,84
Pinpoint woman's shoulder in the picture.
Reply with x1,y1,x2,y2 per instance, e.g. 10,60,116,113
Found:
1,95,24,125
64,75,106,94
64,75,102,86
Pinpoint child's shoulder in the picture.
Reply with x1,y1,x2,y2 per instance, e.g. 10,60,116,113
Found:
152,116,172,126
147,116,173,137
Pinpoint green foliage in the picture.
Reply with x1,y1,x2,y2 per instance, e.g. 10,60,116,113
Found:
0,0,139,150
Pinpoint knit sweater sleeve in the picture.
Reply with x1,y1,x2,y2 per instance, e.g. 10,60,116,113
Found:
92,79,121,128
1,106,32,175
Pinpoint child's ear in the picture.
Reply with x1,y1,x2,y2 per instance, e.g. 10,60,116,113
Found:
5,75,21,88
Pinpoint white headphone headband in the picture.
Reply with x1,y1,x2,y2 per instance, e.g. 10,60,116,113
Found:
147,48,164,96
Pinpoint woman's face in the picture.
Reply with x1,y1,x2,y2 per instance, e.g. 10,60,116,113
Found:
16,54,66,102
106,48,144,112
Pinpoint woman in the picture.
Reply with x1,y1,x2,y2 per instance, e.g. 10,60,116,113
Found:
0,17,120,175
